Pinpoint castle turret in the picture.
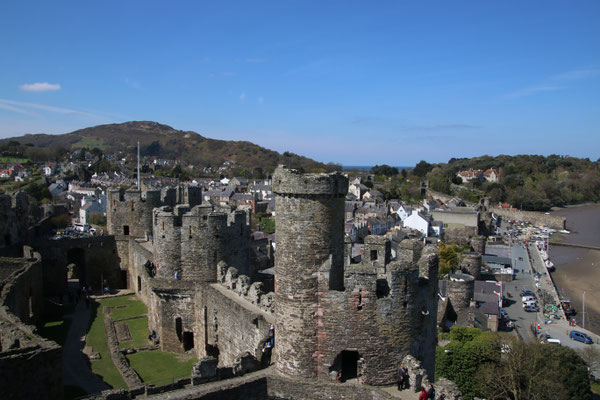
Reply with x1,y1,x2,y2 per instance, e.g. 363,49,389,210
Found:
471,236,486,255
447,273,475,313
107,188,161,237
460,252,482,280
272,166,348,378
153,205,189,279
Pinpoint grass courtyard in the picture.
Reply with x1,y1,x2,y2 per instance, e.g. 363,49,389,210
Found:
85,294,197,389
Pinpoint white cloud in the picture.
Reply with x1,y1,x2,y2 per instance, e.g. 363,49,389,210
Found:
553,68,600,82
124,78,141,89
257,96,264,104
19,82,61,92
239,92,246,103
0,98,103,119
506,85,565,98
507,67,600,98
0,102,36,116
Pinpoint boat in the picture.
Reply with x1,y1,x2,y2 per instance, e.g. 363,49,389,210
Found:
559,229,570,234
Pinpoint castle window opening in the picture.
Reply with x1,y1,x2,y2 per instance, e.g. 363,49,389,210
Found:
123,225,130,236
376,279,390,298
28,288,33,319
131,201,135,211
137,276,142,292
203,215,207,221
175,317,183,341
370,250,378,261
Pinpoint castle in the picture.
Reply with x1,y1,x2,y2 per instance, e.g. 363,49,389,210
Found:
0,166,446,399
104,166,439,385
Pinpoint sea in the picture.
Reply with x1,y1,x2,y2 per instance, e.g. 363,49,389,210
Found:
342,165,411,171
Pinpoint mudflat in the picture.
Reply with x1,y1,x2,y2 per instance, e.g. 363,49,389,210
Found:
548,204,600,334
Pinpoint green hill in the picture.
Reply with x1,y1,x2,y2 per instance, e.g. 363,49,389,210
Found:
0,121,336,173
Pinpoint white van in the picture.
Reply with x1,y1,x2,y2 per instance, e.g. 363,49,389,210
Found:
74,223,90,233
522,295,536,303
523,300,538,307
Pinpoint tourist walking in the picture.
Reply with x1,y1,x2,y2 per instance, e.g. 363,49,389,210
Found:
418,386,428,400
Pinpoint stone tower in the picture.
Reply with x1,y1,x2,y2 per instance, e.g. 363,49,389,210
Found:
272,166,348,378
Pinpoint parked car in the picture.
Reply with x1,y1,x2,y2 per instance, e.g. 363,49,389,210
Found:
522,295,536,302
521,289,535,297
570,330,593,344
524,305,539,312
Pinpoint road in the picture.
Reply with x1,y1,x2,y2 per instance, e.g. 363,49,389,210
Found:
499,240,600,375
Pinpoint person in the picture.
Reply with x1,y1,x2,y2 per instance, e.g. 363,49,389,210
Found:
427,384,435,400
336,371,342,383
418,386,428,400
397,363,408,390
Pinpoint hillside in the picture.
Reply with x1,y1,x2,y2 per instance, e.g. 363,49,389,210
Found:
0,121,335,173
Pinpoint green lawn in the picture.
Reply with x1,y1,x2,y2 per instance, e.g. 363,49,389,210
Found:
118,317,150,350
127,350,197,385
108,296,148,321
85,302,127,390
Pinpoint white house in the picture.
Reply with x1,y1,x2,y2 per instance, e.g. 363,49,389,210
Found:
43,165,54,176
79,200,104,225
395,204,413,221
403,211,431,236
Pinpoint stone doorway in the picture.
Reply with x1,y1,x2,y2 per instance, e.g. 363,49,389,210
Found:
183,332,194,351
341,350,359,382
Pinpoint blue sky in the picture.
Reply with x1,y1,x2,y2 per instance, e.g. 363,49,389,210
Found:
1,1,599,165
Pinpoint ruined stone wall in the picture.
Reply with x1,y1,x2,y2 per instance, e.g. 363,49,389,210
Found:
202,284,272,366
151,287,196,354
272,166,348,379
107,188,161,237
315,243,438,385
33,236,121,293
491,208,566,230
0,312,62,400
0,192,37,251
0,251,44,325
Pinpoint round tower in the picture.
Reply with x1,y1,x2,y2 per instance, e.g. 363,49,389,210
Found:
447,273,475,313
471,236,486,255
460,252,482,280
180,205,227,282
153,206,182,280
272,166,348,378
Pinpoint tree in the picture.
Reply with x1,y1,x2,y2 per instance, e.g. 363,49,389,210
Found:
438,242,460,276
88,211,106,227
371,164,399,176
476,340,591,400
413,160,433,177
436,326,500,399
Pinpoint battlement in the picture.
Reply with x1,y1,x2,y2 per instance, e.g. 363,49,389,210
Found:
217,263,275,315
272,165,348,196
